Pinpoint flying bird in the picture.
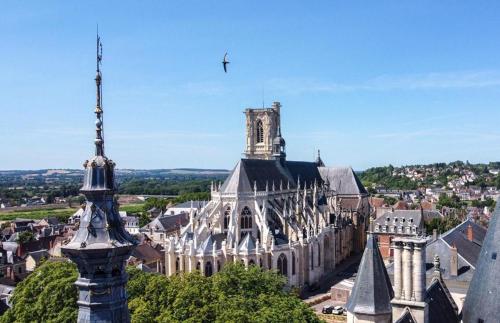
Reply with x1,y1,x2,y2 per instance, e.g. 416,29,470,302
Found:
222,52,229,73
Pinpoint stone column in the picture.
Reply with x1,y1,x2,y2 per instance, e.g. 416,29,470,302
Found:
402,242,413,301
393,241,403,299
413,241,426,302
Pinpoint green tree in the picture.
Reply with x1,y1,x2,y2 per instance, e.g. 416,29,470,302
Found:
16,231,35,244
0,261,78,323
425,217,462,234
2,263,320,323
437,193,464,209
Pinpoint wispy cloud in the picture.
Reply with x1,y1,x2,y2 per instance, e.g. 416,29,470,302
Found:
267,70,500,94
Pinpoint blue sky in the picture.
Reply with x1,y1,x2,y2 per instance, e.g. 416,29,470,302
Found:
1,1,500,170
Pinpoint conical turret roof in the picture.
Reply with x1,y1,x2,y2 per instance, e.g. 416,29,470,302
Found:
462,202,500,322
346,233,394,315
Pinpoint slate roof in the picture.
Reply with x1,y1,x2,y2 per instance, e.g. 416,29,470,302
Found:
318,167,368,195
26,249,49,263
198,233,226,254
286,161,323,187
426,279,460,323
395,309,416,323
220,159,322,194
143,213,190,233
131,244,162,263
461,202,500,323
441,219,486,267
346,233,394,315
424,239,475,282
238,233,256,253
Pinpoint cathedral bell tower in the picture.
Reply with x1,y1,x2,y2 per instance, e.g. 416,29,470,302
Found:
61,34,136,323
244,101,282,160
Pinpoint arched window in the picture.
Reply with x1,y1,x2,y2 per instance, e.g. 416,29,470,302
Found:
268,254,272,270
217,260,221,272
292,252,296,275
277,254,288,276
249,259,255,266
176,257,180,272
256,119,264,144
205,262,213,277
196,261,201,271
223,206,231,230
241,207,253,229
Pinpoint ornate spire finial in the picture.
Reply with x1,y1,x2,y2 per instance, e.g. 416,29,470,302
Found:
434,254,441,272
94,30,104,156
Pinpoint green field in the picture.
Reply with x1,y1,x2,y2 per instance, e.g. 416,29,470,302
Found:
0,203,144,222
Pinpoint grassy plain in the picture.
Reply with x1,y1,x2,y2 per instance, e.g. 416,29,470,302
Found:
0,203,144,221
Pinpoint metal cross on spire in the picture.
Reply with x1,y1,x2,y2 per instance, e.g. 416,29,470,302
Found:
94,28,105,156
97,26,103,72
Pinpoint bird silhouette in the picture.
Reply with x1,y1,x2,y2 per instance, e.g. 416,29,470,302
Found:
222,52,230,73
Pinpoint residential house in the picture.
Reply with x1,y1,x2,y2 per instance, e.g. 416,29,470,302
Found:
373,209,441,259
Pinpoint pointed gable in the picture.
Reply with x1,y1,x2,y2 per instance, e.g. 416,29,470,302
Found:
238,233,256,253
197,235,214,255
346,233,394,315
220,160,253,193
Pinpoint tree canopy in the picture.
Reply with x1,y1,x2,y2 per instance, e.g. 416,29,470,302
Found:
2,261,320,323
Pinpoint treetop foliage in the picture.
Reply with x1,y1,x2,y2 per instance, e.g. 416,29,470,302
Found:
2,261,320,323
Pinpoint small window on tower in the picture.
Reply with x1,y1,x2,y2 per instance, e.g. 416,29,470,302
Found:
256,119,264,144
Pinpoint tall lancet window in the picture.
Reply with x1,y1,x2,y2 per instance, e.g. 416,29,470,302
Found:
241,206,252,229
256,119,264,144
277,253,288,276
223,206,231,230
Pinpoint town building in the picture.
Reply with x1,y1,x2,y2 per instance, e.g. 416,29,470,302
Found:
373,209,441,259
128,243,164,273
121,215,140,235
141,212,190,244
165,103,370,288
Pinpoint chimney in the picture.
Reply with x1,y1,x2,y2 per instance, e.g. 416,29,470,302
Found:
432,229,438,241
450,245,458,277
467,224,473,242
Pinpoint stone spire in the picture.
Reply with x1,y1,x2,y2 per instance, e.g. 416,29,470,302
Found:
346,232,394,323
315,149,325,167
62,34,136,323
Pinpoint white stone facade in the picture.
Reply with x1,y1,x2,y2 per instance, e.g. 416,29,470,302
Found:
164,103,369,288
